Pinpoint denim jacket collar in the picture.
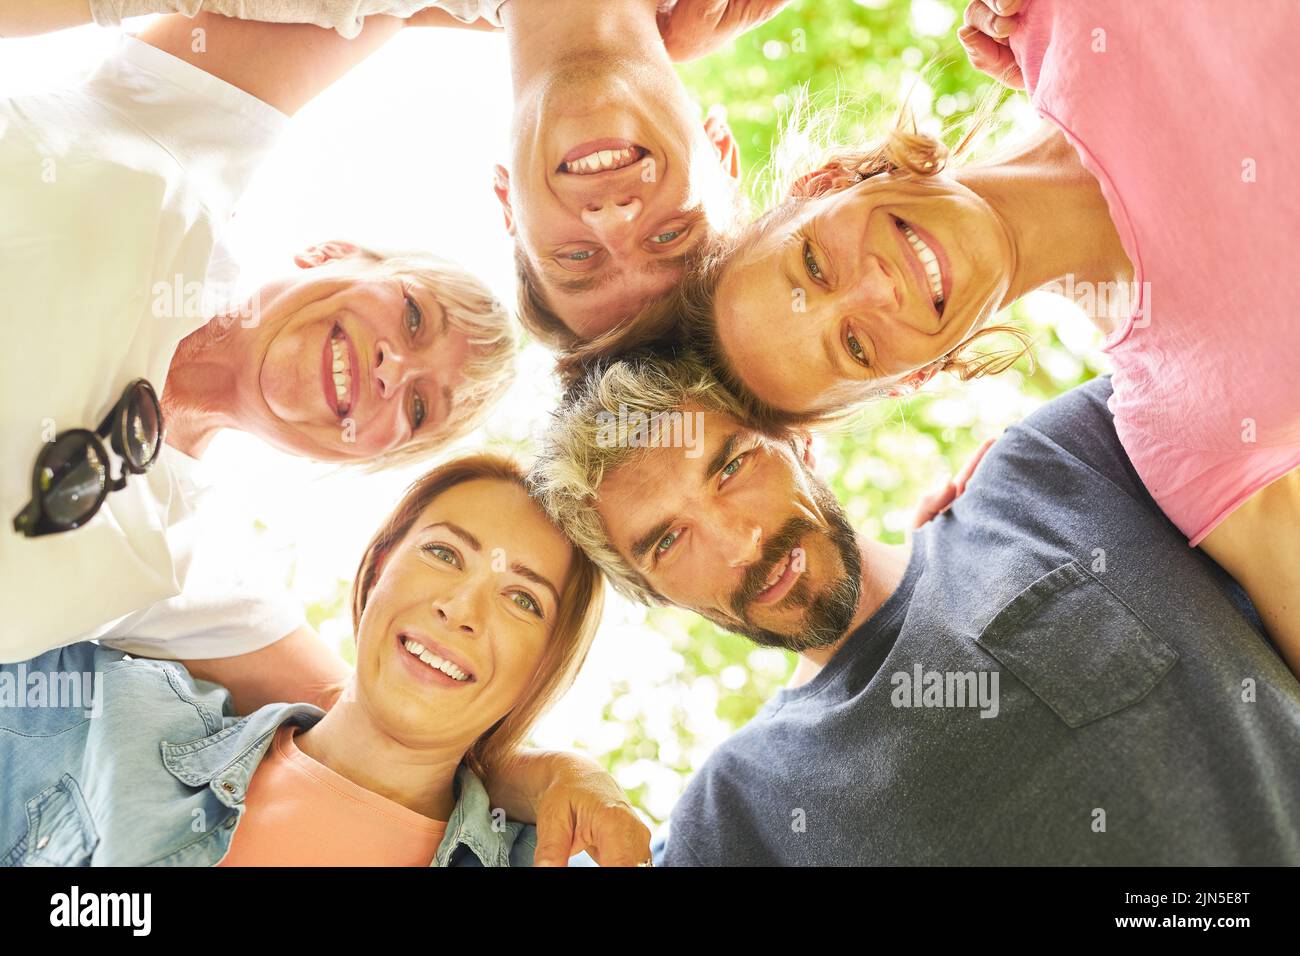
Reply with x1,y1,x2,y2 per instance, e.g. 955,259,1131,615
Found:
159,702,520,867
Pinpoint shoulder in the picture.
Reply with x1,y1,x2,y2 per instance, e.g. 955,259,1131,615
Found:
77,35,286,220
996,376,1150,506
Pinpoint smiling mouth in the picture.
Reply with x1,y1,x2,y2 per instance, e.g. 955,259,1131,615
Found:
894,216,946,315
558,142,646,175
326,324,353,417
753,547,803,606
400,634,475,683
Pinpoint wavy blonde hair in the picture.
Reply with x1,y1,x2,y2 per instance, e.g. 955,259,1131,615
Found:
559,84,1035,431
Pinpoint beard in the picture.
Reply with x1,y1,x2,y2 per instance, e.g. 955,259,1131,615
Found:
702,475,862,653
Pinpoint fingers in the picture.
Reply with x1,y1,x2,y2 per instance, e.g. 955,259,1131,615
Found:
958,25,1026,89
913,484,957,529
953,436,998,494
585,802,652,868
532,803,577,867
962,0,1015,43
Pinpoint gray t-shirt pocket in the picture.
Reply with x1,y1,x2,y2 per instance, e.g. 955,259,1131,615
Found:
975,561,1179,728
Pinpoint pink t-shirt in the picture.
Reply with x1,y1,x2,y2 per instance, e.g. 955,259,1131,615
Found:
1010,0,1300,544
219,725,448,867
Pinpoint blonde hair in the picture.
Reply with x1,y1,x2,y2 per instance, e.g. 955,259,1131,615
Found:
570,85,1035,430
350,453,604,780
350,245,518,469
530,351,776,607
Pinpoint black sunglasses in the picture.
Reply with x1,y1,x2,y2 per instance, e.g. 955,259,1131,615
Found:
12,379,164,538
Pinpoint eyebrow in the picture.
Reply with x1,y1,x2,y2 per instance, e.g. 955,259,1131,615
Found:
550,252,690,295
421,521,561,610
628,430,742,565
421,521,481,551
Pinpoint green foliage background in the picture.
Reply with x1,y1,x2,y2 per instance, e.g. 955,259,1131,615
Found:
303,0,1109,823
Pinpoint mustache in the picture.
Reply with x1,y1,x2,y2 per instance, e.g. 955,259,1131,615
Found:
730,516,819,618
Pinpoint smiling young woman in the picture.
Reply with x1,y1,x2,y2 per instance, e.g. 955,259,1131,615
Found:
0,454,611,866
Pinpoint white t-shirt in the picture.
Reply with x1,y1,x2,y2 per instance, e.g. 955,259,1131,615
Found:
0,37,302,663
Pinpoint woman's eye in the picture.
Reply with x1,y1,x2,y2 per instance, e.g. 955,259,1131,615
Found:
404,294,422,337
421,543,459,567
802,239,824,281
652,230,681,244
846,332,870,368
564,249,595,261
655,530,680,555
510,591,543,617
410,393,427,431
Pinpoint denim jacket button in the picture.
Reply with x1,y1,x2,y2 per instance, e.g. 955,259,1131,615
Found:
221,781,235,794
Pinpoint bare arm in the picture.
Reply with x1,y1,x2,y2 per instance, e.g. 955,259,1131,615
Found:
176,625,350,714
481,748,652,867
137,11,405,115
0,0,92,37
1198,468,1300,680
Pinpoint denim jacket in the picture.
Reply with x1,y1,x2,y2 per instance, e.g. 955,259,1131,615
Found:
0,642,536,867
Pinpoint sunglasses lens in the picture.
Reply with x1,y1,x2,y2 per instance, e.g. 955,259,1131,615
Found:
123,382,162,470
41,435,108,527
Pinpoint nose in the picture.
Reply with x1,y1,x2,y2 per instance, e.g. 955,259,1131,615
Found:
837,254,900,313
579,197,642,246
374,339,419,400
722,519,764,570
431,583,487,636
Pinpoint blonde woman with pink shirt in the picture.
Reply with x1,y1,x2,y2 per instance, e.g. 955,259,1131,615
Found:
664,0,1300,677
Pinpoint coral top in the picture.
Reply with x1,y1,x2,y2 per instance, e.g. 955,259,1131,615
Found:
1010,0,1300,543
219,725,447,867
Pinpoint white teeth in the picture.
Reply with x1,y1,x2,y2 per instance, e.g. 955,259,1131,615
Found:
563,146,637,174
330,334,351,410
900,222,945,307
402,637,471,682
760,550,795,594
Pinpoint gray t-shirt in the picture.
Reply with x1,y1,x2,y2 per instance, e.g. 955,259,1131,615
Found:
660,377,1300,866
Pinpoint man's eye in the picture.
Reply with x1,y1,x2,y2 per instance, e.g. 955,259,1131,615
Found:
510,590,543,618
655,530,680,554
404,294,423,337
802,239,824,281
652,230,681,244
721,453,747,480
563,249,595,261
421,543,459,566
846,332,870,368
411,393,427,431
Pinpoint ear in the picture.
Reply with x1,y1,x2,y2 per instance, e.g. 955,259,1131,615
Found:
789,161,864,201
294,240,363,270
790,430,816,469
703,108,741,181
884,363,942,398
492,164,516,236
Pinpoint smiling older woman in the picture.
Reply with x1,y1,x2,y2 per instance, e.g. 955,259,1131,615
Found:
0,13,511,671
0,454,641,867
